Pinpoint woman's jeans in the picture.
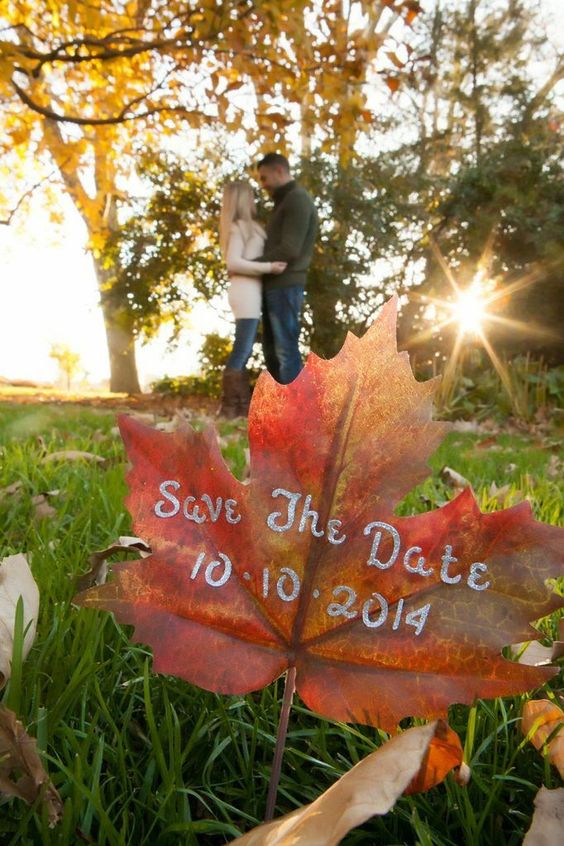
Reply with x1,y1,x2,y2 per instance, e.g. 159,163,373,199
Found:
226,318,259,370
262,285,305,384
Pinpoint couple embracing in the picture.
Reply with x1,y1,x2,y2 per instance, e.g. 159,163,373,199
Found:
218,153,318,418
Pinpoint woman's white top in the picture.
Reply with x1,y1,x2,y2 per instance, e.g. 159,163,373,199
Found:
226,221,272,319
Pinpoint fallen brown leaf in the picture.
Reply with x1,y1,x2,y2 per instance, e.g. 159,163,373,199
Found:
228,721,466,846
129,412,157,424
523,786,564,846
0,705,62,827
511,621,564,666
487,482,522,508
440,466,470,489
546,454,562,480
31,491,60,522
0,554,40,688
451,421,482,433
0,481,24,501
155,419,179,433
91,429,109,444
76,536,152,592
32,496,57,521
155,412,194,433
476,437,499,450
522,699,564,778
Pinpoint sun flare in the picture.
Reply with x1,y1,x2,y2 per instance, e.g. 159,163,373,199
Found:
450,283,488,336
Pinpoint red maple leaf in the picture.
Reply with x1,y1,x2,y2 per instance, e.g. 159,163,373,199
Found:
76,299,563,730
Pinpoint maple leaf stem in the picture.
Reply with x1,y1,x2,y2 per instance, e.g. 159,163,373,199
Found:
264,665,297,822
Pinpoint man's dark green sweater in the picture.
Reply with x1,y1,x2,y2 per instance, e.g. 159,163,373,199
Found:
257,180,318,290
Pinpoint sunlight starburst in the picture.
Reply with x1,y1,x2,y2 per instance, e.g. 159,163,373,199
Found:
449,282,488,337
404,233,562,413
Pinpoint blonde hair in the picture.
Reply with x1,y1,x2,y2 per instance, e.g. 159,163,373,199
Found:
219,180,258,256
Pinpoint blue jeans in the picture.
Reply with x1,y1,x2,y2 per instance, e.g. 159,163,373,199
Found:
226,319,259,370
262,286,305,384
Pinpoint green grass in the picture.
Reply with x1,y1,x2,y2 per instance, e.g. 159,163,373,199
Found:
0,402,562,845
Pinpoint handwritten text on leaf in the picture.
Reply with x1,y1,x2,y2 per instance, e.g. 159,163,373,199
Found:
76,298,564,730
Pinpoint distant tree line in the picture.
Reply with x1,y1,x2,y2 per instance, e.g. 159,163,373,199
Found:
2,0,562,389
105,0,563,370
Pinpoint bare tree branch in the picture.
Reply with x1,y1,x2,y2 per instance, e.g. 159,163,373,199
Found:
10,77,208,126
521,60,564,122
0,166,59,225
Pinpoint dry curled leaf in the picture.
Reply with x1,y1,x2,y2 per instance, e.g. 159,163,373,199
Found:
0,554,39,688
31,490,60,522
0,481,24,501
546,455,562,480
228,721,465,846
522,699,564,778
523,786,564,846
76,536,152,592
476,437,499,450
91,429,109,444
0,705,62,827
451,421,482,433
76,299,563,730
511,620,564,667
439,466,470,490
487,482,522,508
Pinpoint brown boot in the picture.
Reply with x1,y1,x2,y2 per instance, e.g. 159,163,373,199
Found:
218,368,240,419
236,369,251,417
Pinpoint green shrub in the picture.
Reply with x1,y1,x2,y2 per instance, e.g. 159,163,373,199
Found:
434,354,564,421
151,373,222,398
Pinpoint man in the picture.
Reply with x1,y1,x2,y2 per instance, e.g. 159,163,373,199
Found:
255,153,318,384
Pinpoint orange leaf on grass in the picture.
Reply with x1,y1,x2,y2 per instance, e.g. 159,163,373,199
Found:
75,299,564,730
522,699,564,778
229,721,465,846
404,721,468,794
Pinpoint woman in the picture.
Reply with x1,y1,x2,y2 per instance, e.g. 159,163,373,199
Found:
218,180,286,417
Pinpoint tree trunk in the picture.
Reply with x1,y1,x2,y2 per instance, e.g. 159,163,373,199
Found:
94,258,141,394
41,118,142,394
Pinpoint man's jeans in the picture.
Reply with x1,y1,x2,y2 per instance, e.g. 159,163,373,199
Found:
226,319,259,370
262,285,305,384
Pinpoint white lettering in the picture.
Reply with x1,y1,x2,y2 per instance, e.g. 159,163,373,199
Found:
225,498,242,525
183,496,206,524
403,546,433,577
405,603,431,636
440,545,461,584
364,521,400,569
204,553,232,588
267,488,301,532
298,494,324,537
155,480,181,518
201,494,222,522
190,551,205,580
327,519,347,545
392,598,404,629
467,562,491,591
362,592,389,628
276,567,300,601
327,586,357,618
